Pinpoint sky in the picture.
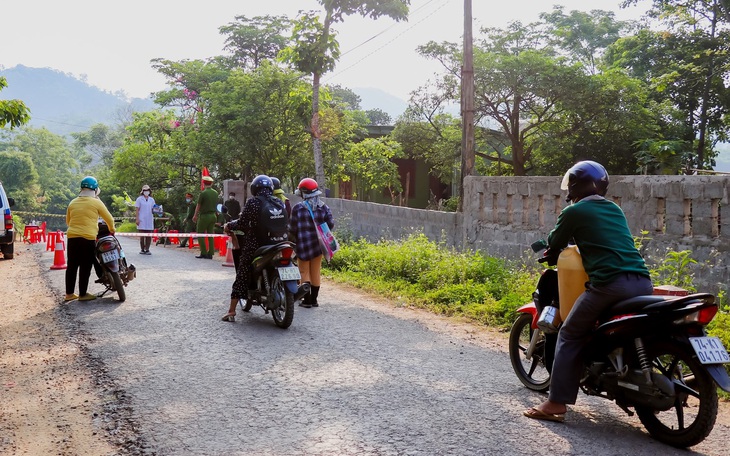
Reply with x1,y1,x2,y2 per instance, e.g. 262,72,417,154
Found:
1,0,648,101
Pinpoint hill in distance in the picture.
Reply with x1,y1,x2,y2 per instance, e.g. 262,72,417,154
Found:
0,65,412,136
0,65,156,137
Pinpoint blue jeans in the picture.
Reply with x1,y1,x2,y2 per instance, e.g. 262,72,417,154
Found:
548,273,654,405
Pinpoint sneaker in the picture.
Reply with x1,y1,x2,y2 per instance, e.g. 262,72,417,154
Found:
139,250,146,254
78,293,97,301
64,293,79,302
144,250,152,255
299,301,312,308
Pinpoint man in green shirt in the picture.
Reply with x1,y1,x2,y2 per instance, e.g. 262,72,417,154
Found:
524,161,653,423
193,176,218,259
178,192,195,248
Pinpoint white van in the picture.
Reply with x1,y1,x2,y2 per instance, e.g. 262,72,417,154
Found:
0,181,16,259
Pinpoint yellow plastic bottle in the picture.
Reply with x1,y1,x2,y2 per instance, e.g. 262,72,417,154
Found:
557,245,589,321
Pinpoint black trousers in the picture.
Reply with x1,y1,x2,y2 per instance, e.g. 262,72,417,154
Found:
65,237,95,295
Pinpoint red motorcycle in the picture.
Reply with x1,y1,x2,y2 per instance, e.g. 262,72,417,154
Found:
508,241,730,448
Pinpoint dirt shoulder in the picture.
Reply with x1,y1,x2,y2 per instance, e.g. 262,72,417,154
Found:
0,243,142,456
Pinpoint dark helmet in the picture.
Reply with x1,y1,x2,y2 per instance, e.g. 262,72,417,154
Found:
561,160,609,203
271,177,282,190
80,176,99,190
251,175,273,196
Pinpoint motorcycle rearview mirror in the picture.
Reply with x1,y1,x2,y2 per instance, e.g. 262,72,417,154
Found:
531,239,548,252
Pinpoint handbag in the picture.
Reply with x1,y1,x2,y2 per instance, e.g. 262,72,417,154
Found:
305,201,339,262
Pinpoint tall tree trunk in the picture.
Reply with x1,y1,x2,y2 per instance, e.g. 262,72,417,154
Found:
511,93,527,176
696,3,719,170
311,71,326,191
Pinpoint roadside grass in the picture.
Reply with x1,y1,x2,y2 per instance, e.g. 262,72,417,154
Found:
325,233,538,330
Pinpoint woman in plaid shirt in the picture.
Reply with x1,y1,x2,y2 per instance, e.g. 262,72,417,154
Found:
288,178,334,308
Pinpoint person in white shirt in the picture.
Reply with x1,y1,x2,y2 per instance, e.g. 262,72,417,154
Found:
135,184,155,255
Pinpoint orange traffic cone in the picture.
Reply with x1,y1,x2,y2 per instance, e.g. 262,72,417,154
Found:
222,237,235,267
50,240,67,270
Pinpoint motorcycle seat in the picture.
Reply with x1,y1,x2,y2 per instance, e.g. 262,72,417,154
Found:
253,241,295,257
606,292,715,318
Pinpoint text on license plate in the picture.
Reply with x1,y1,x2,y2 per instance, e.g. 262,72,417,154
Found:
690,337,730,364
101,250,119,263
278,266,301,281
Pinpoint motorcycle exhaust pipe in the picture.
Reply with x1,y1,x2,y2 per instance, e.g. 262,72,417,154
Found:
293,283,311,302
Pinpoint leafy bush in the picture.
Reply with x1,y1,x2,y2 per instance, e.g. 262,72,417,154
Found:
327,233,537,329
116,221,137,232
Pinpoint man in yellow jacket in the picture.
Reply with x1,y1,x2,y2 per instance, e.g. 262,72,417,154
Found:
65,176,115,302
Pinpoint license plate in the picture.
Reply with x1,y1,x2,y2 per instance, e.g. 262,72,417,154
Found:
278,266,301,281
101,250,119,263
689,337,730,364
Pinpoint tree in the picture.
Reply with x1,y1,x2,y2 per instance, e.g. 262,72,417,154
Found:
280,0,410,192
339,137,403,201
365,108,392,125
393,87,462,185
618,0,730,170
71,123,125,167
218,15,292,70
541,6,634,74
201,63,313,182
328,84,362,110
0,77,30,129
419,21,593,176
0,150,40,210
4,128,86,214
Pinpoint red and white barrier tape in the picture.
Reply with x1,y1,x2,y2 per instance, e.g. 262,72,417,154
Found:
114,232,230,238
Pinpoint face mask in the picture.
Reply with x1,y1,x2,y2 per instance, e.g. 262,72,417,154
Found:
143,191,150,196
229,195,235,200
185,198,191,203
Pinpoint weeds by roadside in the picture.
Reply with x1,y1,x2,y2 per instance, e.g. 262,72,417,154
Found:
325,233,538,330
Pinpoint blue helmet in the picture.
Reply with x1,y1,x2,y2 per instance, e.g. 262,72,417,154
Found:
560,161,608,203
80,176,99,190
251,175,273,196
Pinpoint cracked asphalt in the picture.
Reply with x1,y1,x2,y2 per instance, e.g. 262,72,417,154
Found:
37,237,730,455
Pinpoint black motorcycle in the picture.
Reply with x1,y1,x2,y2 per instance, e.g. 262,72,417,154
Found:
509,243,730,448
95,222,135,302
238,241,307,329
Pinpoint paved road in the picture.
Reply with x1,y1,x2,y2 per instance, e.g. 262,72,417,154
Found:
38,237,729,455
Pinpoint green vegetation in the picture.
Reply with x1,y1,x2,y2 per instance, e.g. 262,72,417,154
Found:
325,233,537,329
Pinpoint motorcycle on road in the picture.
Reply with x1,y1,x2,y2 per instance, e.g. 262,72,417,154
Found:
509,241,730,448
94,222,135,302
238,241,307,329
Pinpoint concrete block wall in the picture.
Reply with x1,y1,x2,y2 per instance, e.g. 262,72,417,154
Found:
314,197,461,247
322,175,729,294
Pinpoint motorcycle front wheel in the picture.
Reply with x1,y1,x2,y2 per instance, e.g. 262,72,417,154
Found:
635,340,718,448
508,313,551,392
110,271,126,302
270,276,294,329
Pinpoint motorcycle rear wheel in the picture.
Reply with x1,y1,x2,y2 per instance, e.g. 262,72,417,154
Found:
270,276,294,329
635,340,718,448
110,271,126,302
508,313,551,392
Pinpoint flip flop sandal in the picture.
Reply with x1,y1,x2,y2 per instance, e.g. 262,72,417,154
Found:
523,407,565,423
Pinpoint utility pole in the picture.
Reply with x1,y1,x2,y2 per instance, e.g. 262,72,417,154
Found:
458,0,475,212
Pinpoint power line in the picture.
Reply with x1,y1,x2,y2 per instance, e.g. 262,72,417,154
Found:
340,0,443,58
326,0,454,83
28,116,95,129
